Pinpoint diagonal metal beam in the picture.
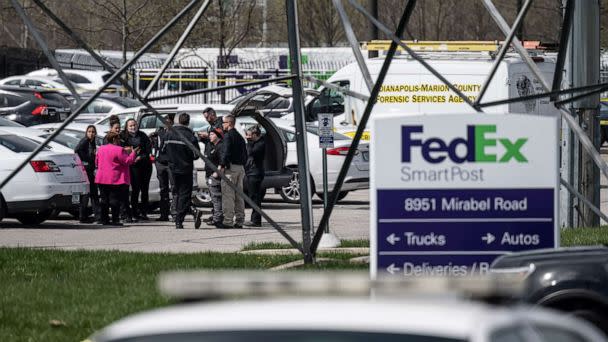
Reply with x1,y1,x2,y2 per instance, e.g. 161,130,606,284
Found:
143,0,211,99
32,0,303,253
474,0,532,107
305,76,370,101
147,75,296,101
311,0,417,256
0,0,202,192
479,81,608,108
333,0,373,92
555,84,608,106
348,0,481,112
483,0,550,89
483,0,608,192
10,0,82,104
560,178,608,224
551,0,574,101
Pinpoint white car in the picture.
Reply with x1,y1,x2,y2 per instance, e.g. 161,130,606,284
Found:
0,75,85,95
86,272,607,342
27,68,122,93
243,117,368,203
0,129,89,224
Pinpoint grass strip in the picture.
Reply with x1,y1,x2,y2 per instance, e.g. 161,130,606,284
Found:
0,248,348,342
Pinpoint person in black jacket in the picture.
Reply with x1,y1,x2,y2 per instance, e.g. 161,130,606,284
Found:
244,125,265,227
121,118,153,221
203,127,225,228
218,114,247,228
165,113,201,229
197,107,223,144
150,113,175,221
75,125,99,223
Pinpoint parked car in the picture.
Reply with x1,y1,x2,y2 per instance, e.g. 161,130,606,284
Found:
0,86,71,126
86,272,607,342
0,129,89,224
0,116,25,127
268,119,368,203
32,122,106,146
0,75,85,95
64,94,143,123
599,100,608,145
27,68,122,93
4,126,80,153
491,246,608,334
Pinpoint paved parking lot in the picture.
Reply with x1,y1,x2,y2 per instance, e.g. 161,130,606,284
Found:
0,191,370,253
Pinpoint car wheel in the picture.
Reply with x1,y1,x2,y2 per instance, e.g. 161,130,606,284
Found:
570,309,608,335
192,189,212,207
280,170,301,203
15,210,53,225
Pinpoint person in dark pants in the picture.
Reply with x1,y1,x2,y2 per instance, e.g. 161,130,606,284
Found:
95,132,137,226
121,119,153,222
150,114,175,221
244,125,265,227
203,128,225,228
165,113,200,229
75,125,99,223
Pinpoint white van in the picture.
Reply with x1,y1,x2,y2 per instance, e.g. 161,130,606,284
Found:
310,52,557,138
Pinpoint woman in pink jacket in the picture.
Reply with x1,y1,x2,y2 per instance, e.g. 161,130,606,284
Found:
96,132,138,226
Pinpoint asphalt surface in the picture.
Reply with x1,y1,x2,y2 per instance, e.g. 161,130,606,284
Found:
0,191,370,253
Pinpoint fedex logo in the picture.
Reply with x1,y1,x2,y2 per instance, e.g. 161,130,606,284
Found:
401,125,527,164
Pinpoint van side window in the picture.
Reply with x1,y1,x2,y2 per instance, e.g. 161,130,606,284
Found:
308,80,349,120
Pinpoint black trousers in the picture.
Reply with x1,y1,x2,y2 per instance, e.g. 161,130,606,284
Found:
130,163,152,216
99,184,127,223
247,175,264,224
173,171,193,224
155,161,173,218
80,170,99,220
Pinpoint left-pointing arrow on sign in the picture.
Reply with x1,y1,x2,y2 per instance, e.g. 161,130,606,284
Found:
386,263,401,275
386,233,401,245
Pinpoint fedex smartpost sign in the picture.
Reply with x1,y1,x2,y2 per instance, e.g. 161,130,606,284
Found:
370,113,558,279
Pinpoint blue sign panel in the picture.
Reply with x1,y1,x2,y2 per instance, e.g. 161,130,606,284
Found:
370,114,558,278
376,188,554,276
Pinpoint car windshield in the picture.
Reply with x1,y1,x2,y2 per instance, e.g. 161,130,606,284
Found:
39,133,81,150
100,330,466,342
0,117,24,127
112,97,143,108
0,134,42,152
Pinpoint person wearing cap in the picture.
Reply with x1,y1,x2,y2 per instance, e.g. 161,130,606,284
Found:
164,113,200,229
203,127,225,228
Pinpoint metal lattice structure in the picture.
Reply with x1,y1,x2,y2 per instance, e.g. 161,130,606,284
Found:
2,0,607,263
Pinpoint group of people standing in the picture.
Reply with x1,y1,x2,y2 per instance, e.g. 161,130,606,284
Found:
74,107,266,230
198,107,266,229
75,115,154,226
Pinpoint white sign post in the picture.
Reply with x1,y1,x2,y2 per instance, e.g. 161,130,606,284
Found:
370,113,559,279
318,113,339,248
